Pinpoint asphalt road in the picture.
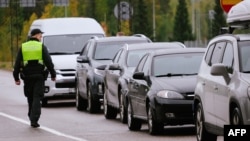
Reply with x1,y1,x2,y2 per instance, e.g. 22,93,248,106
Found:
0,70,223,141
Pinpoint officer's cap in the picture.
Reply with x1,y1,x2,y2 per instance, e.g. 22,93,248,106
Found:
30,28,44,36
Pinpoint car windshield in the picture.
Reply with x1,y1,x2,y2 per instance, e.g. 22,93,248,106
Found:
153,53,203,77
127,49,154,67
94,43,125,60
43,34,103,54
239,41,250,73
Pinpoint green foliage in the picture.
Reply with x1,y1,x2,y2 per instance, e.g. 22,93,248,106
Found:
172,0,194,43
132,0,152,38
0,0,217,62
211,0,227,38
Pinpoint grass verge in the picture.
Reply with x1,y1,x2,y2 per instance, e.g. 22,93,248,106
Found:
0,62,13,71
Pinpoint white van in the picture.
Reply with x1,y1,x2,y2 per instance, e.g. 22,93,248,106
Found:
28,17,105,106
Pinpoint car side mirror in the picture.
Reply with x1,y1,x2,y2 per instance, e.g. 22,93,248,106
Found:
109,63,122,70
133,72,145,80
77,56,89,63
211,63,231,85
96,65,107,70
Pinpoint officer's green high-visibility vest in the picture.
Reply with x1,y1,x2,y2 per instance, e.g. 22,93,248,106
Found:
22,41,43,66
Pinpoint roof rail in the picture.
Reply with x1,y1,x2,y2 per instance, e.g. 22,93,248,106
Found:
132,34,147,38
171,41,186,48
90,36,99,39
132,34,152,42
220,25,249,34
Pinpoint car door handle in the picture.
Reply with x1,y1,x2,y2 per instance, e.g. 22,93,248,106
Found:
214,86,218,90
202,82,205,86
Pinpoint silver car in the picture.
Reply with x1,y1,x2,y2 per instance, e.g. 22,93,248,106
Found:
193,33,250,141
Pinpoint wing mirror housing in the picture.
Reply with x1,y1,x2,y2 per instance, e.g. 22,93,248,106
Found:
96,65,107,70
77,56,89,63
211,63,231,85
109,63,122,70
133,72,145,80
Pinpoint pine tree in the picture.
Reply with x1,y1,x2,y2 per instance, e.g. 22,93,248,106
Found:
211,0,227,38
132,0,152,38
172,0,194,43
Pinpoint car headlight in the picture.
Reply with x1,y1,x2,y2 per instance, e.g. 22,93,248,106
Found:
157,90,184,99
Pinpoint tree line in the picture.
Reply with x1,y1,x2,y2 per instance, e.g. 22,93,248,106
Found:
0,0,227,62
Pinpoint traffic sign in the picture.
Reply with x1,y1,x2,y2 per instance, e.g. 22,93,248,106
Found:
114,1,133,20
220,0,242,13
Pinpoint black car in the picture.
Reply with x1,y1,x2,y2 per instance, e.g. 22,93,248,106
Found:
75,35,151,113
103,42,186,123
127,48,205,135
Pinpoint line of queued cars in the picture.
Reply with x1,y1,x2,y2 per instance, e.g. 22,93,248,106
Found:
75,35,151,113
74,33,207,135
74,2,250,139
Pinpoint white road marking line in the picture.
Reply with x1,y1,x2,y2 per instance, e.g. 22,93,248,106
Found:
0,112,87,141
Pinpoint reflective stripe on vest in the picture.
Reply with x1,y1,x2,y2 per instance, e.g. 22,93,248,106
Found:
22,41,43,66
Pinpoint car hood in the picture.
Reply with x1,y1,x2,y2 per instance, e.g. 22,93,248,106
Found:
241,73,250,84
51,54,78,70
151,76,197,93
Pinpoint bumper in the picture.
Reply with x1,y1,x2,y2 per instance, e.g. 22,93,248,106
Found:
44,75,76,98
153,98,194,125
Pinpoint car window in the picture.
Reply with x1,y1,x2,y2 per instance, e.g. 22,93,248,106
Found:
43,34,102,53
239,41,250,72
80,41,91,56
222,42,234,69
153,53,204,77
205,43,215,65
210,42,226,65
135,54,148,72
142,55,150,75
127,49,155,67
113,49,123,63
94,43,123,60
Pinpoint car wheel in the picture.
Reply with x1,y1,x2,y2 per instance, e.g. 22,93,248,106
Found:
103,90,117,119
195,103,217,141
119,89,127,123
76,83,87,111
148,105,164,135
87,82,100,113
41,98,48,107
127,101,142,131
231,107,243,125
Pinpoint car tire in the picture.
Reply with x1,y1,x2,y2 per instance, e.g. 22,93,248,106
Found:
231,107,243,125
148,105,164,135
87,82,100,113
76,83,87,111
127,101,142,131
195,103,217,141
119,89,127,123
103,91,117,119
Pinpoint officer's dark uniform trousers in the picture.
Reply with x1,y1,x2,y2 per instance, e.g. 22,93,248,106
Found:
23,74,44,123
